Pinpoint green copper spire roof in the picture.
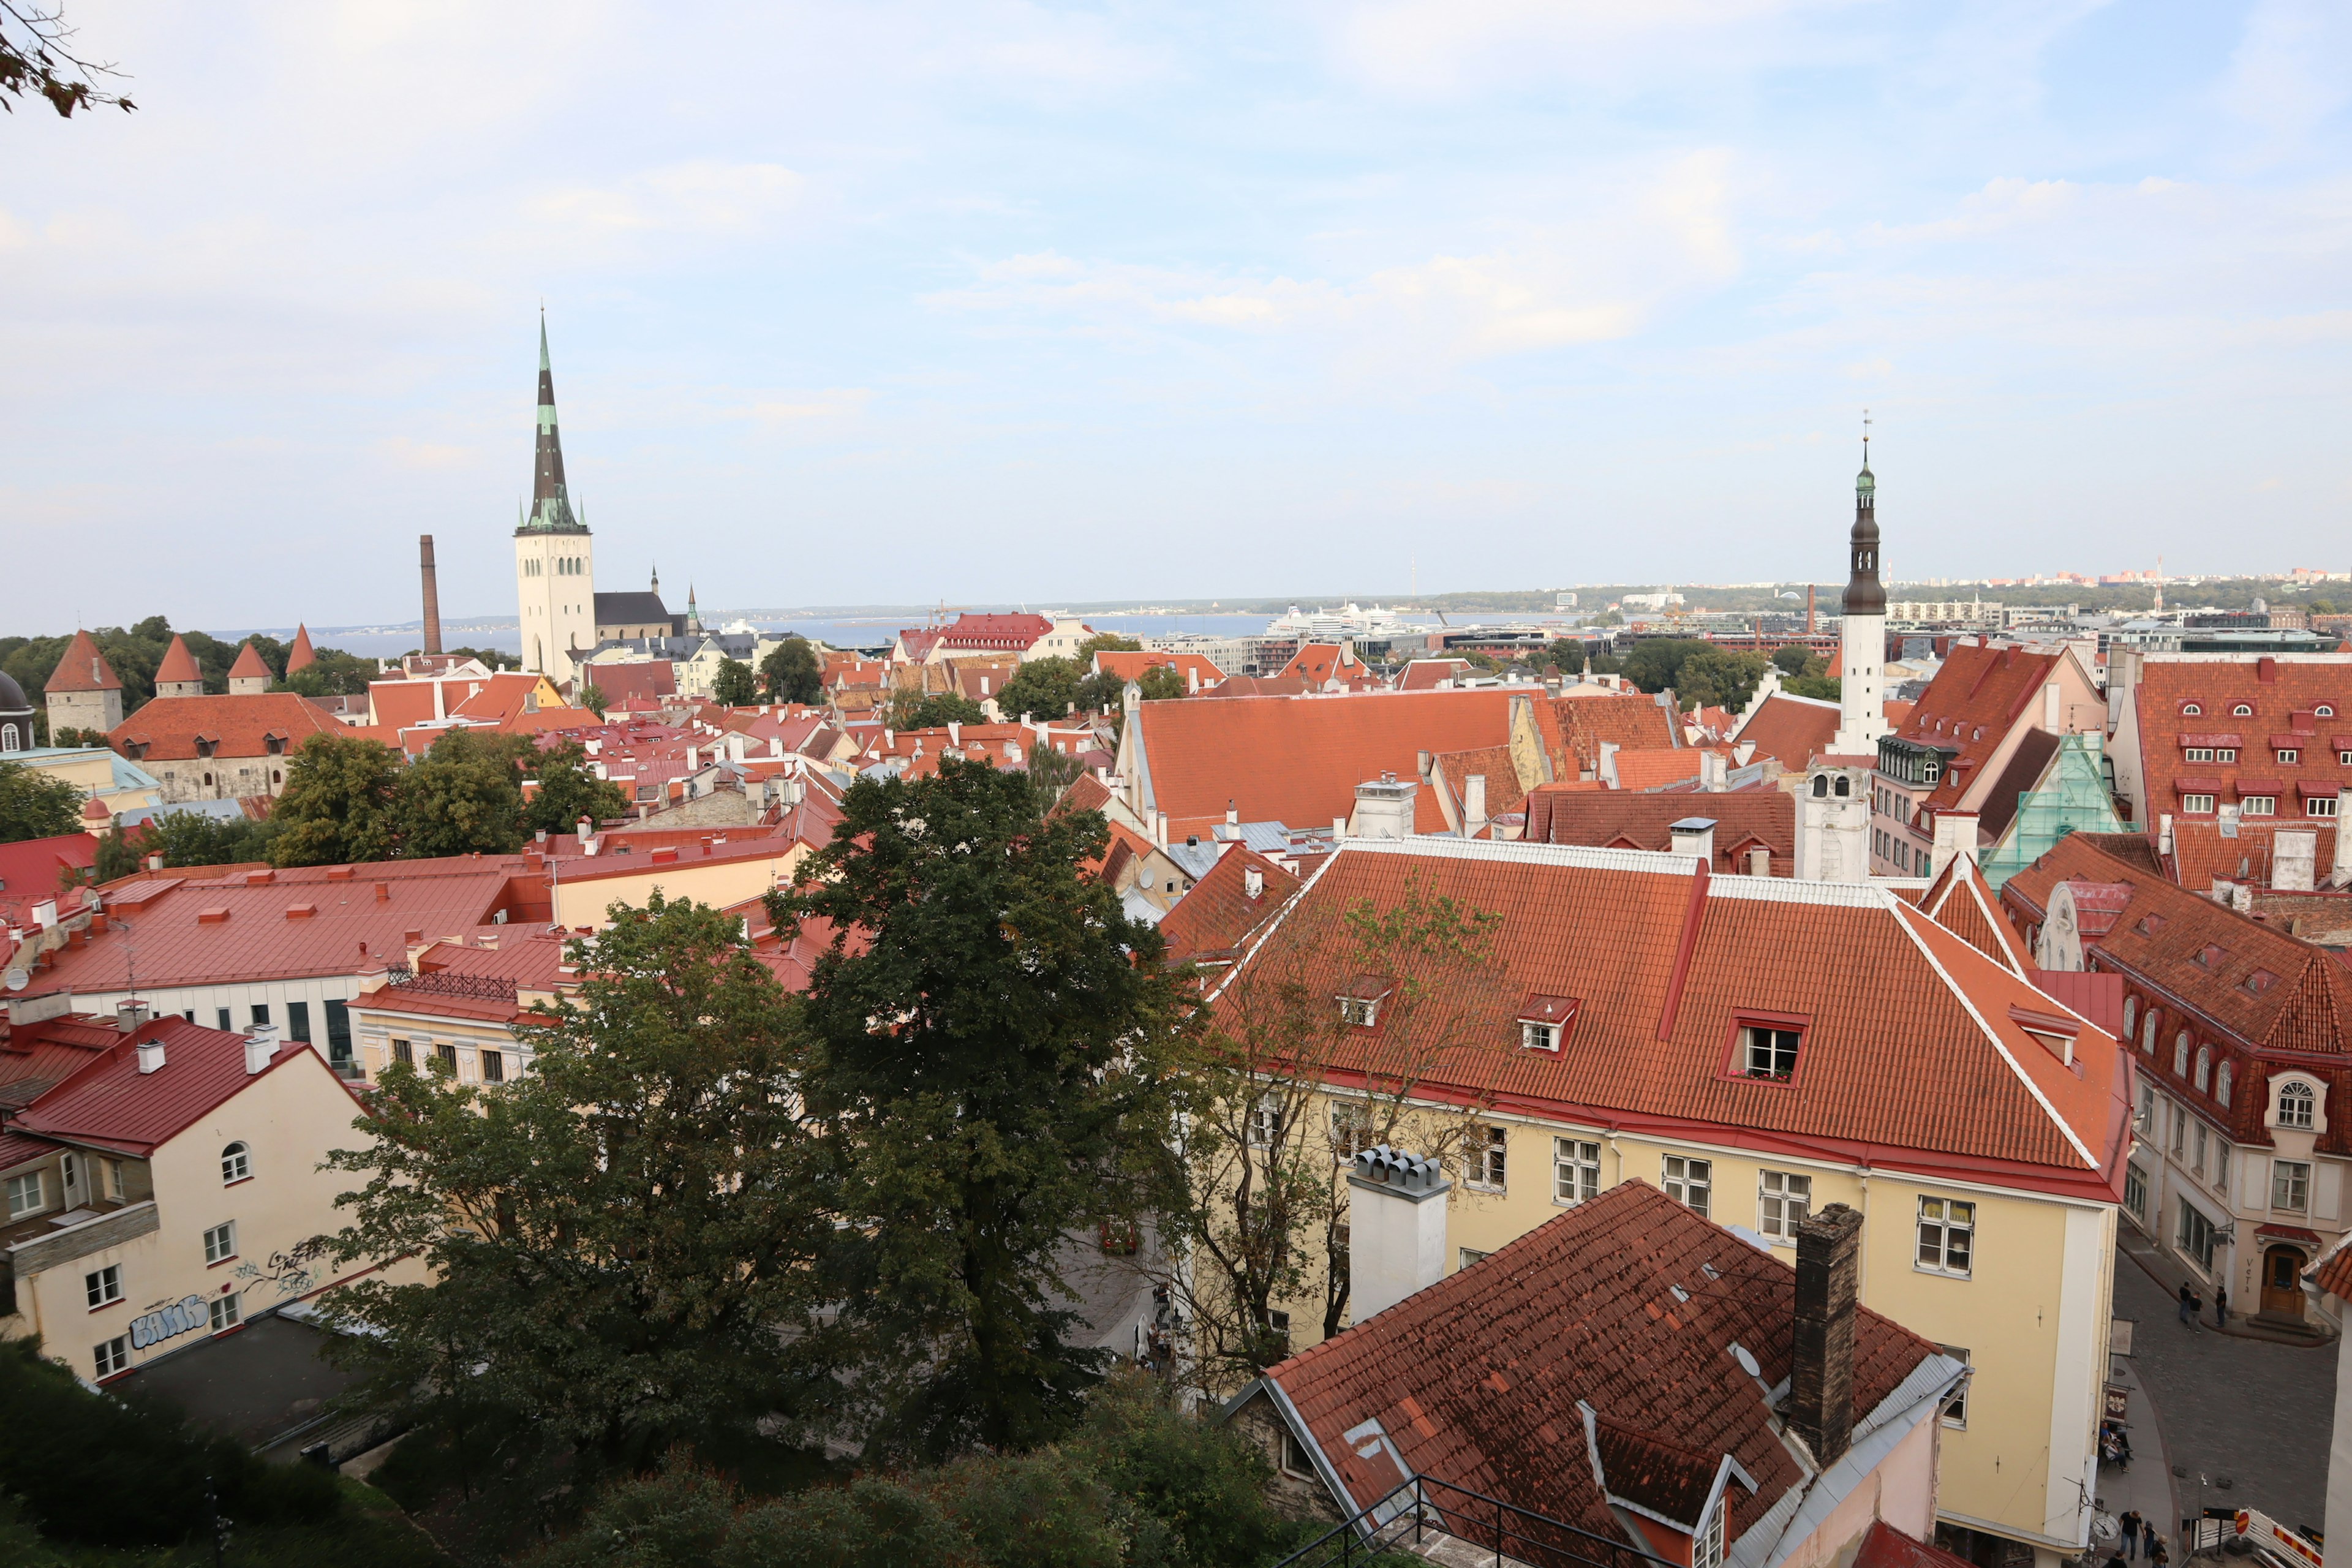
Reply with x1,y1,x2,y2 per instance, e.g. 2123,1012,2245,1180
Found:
519,312,586,535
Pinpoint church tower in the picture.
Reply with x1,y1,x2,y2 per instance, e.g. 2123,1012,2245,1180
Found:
1828,424,1888,757
513,315,596,683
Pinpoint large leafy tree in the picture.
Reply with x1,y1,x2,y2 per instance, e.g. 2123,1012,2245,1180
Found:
318,894,838,1483
771,758,1191,1459
993,656,1080,722
886,689,984,730
268,733,404,866
396,730,530,858
760,637,823,706
0,761,81,844
525,739,631,836
116,808,281,871
712,658,760,707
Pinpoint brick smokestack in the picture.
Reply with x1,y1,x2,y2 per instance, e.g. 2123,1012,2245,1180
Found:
419,534,443,655
1789,1202,1864,1466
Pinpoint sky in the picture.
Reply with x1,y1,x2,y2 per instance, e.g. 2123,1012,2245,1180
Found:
4,0,2351,633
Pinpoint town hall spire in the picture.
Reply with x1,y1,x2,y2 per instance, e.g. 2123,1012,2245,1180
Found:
1828,412,1888,756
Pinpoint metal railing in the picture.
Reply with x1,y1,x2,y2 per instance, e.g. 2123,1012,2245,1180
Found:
388,970,519,1001
1275,1473,1684,1568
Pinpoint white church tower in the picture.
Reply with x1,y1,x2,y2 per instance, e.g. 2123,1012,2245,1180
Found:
514,315,596,684
1828,425,1887,758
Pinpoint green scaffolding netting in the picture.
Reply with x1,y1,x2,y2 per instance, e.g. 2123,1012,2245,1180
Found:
1981,732,2125,891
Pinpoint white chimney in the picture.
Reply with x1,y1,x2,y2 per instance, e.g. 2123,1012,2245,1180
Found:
244,1024,281,1075
1700,752,1728,792
1347,1145,1452,1321
1670,816,1717,864
1333,815,1348,840
1245,865,1265,899
1227,799,1239,827
1351,775,1417,840
135,1039,166,1074
1928,811,1980,880
2042,680,2060,731
2275,827,2319,892
115,1001,151,1035
947,720,961,747
1464,774,1488,834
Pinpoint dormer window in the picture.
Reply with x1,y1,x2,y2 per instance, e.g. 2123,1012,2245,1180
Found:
2182,703,2203,716
2234,704,2255,717
2280,1079,2317,1129
1693,1498,1727,1568
1736,1020,1803,1082
2244,969,2278,995
2278,748,2300,764
1518,995,1579,1052
1337,976,1393,1028
2320,706,2337,718
2195,943,2230,969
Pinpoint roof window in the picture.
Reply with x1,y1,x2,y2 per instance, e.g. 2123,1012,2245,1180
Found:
2243,969,2278,995
2320,706,2337,718
2195,943,2230,970
1517,995,1580,1052
2182,703,2202,715
2234,704,2255,717
2135,913,2166,937
1730,1018,1805,1084
1337,975,1394,1028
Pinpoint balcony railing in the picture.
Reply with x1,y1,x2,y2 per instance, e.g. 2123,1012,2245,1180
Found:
1274,1472,1683,1568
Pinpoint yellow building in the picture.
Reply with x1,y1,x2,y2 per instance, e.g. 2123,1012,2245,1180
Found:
0,1010,415,1382
1209,838,2130,1568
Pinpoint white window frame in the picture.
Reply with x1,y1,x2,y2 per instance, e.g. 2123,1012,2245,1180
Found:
1466,1126,1507,1193
2124,1162,2149,1220
2243,796,2278,816
1937,1344,1971,1428
1337,997,1378,1028
85,1263,123,1310
209,1293,241,1332
2278,748,2300,765
1662,1155,1711,1217
1555,1138,1601,1205
2177,1198,2217,1270
2184,747,2214,763
1520,1020,1560,1052
221,1142,251,1184
2280,1080,2318,1129
1917,1197,1975,1277
1245,1094,1281,1149
1758,1169,1812,1241
1280,1427,1316,1479
2311,797,2339,818
101,1158,124,1202
4,1170,44,1219
1693,1498,1726,1568
203,1221,237,1265
93,1335,129,1378
2182,794,2216,814
1330,1102,1374,1159
1739,1023,1802,1082
2274,1159,2312,1213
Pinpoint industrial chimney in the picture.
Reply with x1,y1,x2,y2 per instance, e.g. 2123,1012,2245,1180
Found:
420,533,444,655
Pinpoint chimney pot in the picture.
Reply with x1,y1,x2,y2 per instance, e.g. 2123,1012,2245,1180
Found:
244,1024,280,1075
1670,817,1718,864
1344,1144,1452,1321
135,1039,167,1074
1789,1202,1865,1466
114,1001,151,1035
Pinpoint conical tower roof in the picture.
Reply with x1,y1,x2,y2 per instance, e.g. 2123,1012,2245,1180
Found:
45,629,122,693
228,641,271,682
154,634,203,687
519,314,586,535
286,624,318,673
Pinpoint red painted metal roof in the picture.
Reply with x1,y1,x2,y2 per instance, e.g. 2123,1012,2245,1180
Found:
13,1016,331,1156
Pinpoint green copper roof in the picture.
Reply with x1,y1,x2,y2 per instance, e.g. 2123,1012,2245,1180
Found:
519,315,586,535
1856,464,1875,496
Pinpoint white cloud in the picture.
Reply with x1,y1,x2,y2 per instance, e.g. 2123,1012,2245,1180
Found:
524,161,805,240
2216,0,2352,159
1323,0,1852,96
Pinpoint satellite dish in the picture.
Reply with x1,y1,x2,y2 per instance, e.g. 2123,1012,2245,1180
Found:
2,968,28,993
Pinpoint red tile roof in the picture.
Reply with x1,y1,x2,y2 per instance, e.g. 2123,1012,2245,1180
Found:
285,625,317,674
1430,745,1525,832
227,641,271,683
1207,674,1312,698
1852,1520,1978,1568
154,634,202,687
1521,789,1793,875
0,1011,126,1109
1278,643,1366,685
1158,846,1302,967
1897,644,2065,813
1216,839,2127,1193
1396,659,1471,692
1612,749,1713,791
1258,1182,1944,1542
110,692,345,763
1537,692,1683,779
2127,657,2352,877
1130,690,1519,840
579,662,676,705
13,1015,344,1157
1093,650,1226,687
1729,693,1841,771
1918,856,2030,978
43,630,122,693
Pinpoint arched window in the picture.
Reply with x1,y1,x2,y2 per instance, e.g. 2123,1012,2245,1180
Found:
2280,1080,2317,1129
2217,1061,2234,1107
221,1142,251,1184
2320,706,2337,718
1812,775,1828,798
2182,703,2202,716
2173,1031,2190,1077
0,723,18,752
2123,997,2138,1038
2141,1013,2158,1055
2233,704,2254,717
2195,1046,2211,1093
1834,775,1850,797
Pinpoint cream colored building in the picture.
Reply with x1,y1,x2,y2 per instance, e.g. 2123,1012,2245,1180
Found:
1209,839,2129,1568
0,1011,417,1383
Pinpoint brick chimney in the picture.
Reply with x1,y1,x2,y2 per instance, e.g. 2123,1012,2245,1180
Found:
1789,1202,1865,1466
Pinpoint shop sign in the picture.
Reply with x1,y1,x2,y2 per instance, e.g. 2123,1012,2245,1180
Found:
129,1294,211,1350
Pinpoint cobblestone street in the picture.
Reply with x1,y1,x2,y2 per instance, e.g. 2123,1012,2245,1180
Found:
2114,1246,2336,1536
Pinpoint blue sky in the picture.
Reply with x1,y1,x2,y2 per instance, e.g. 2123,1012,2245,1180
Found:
5,0,2350,632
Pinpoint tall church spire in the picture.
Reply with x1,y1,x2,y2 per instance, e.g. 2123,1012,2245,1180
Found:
521,312,586,535
1828,413,1888,758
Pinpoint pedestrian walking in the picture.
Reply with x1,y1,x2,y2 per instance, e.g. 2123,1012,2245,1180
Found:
2215,1284,2230,1327
2122,1509,2144,1559
2150,1530,2169,1568
2178,1283,2195,1324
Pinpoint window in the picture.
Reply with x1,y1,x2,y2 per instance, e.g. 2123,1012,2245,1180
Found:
2141,1013,2158,1055
2185,747,2214,763
2138,1081,2155,1131
1280,1428,1316,1479
61,1151,79,1199
85,1264,123,1309
203,1221,236,1264
433,1043,458,1075
2278,749,2300,765
1555,1139,1601,1205
2123,997,2138,1037
2274,1160,2312,1212
2178,1199,2217,1270
1758,1170,1812,1240
2171,1104,2185,1155
2321,706,2337,718
1338,997,1378,1027
2234,704,2254,717
1917,1197,1974,1276
2183,703,2202,716
1521,1021,1560,1052
2217,1062,2234,1107
1693,1499,1726,1568
221,1142,251,1184
2174,1032,2191,1077
2124,1163,2148,1220
2195,1047,2212,1093
2182,793,2216,814
215,1007,232,1031
1467,1126,1507,1191
2215,749,2239,763
326,999,352,1068
2243,796,2278,816
2193,1123,2207,1177
1937,1345,1971,1427
93,1336,129,1378
2214,1142,2229,1191
1330,1102,1374,1158
2313,797,2340,818
250,1003,270,1028
1246,1095,1281,1148
1739,1023,1802,1082
1662,1156,1711,1217
391,1038,414,1067
6,1170,44,1219
481,1049,505,1084
209,1294,241,1332
2340,752,2352,767
287,1000,312,1043
2280,1079,2318,1128
101,1158,124,1202
1460,1248,1492,1269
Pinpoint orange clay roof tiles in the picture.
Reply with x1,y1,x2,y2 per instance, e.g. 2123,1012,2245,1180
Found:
1918,856,2031,978
154,634,203,687
1215,838,2127,1192
227,642,271,682
43,630,123,693
1897,644,2064,812
1730,693,1841,771
1259,1181,1944,1540
1397,659,1472,692
1157,846,1302,965
110,692,345,762
1521,789,1793,874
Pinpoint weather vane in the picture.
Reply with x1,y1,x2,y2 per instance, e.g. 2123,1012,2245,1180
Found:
1862,408,1872,462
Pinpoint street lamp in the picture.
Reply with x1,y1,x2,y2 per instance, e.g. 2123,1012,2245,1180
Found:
2172,1467,2236,1554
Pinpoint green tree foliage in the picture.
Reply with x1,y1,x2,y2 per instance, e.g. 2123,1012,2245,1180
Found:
772,758,1190,1459
270,732,405,866
897,691,985,729
281,646,381,698
1075,631,1142,660
0,616,274,718
1135,664,1188,701
396,730,531,859
760,637,824,706
1617,639,1769,710
1784,674,1841,701
128,809,283,870
0,760,83,843
712,658,760,707
319,894,837,1483
1770,644,1822,677
994,656,1081,722
526,739,631,836
527,1374,1303,1568
579,680,609,718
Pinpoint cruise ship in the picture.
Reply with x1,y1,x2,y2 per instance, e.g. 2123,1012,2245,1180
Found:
1264,602,1439,640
